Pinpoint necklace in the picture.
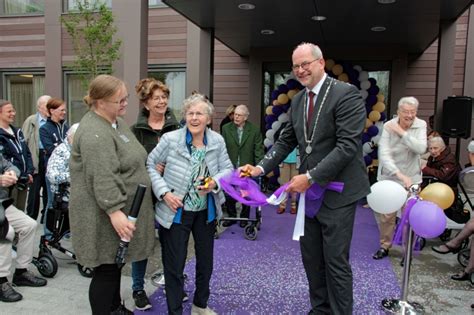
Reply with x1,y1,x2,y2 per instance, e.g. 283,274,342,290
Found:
304,78,334,154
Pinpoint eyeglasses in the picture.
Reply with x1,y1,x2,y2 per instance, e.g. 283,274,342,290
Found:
233,113,247,118
106,95,129,106
292,59,319,71
186,111,206,118
399,109,417,115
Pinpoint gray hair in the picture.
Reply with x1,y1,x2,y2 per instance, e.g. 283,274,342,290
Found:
66,123,80,144
181,93,214,118
235,104,249,116
429,136,446,149
294,42,323,60
398,96,419,110
37,95,51,109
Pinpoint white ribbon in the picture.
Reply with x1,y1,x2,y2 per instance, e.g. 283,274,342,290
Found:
265,191,288,205
292,192,306,241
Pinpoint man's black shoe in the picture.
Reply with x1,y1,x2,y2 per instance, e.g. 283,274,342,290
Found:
12,271,47,287
133,290,152,310
111,302,133,315
222,220,236,227
0,282,22,302
372,248,389,260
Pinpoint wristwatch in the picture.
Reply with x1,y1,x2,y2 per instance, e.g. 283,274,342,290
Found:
306,171,315,185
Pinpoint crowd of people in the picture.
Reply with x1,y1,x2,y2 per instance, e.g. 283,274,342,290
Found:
0,40,472,314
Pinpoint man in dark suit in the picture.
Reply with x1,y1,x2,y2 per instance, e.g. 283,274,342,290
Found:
221,104,264,227
242,43,370,314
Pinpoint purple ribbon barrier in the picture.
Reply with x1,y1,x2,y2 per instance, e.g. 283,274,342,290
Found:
392,197,422,250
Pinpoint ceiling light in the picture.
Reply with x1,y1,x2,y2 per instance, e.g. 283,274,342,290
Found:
238,3,255,10
311,15,327,21
377,0,396,4
371,26,386,32
260,29,275,35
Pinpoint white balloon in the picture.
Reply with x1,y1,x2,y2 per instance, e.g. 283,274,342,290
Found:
263,138,273,148
363,142,374,154
265,129,275,140
353,65,362,72
358,71,369,81
278,113,289,123
360,80,371,90
375,121,384,134
360,90,368,100
367,180,408,214
371,135,381,144
272,121,281,130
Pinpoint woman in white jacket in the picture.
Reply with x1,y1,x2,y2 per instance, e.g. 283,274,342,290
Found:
147,93,232,315
373,96,427,260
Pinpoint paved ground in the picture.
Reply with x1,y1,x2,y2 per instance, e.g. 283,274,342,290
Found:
1,213,473,314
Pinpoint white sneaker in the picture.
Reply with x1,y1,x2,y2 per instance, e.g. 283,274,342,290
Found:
191,304,217,315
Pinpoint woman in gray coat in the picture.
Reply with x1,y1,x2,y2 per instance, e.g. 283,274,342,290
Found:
147,93,232,315
69,75,155,315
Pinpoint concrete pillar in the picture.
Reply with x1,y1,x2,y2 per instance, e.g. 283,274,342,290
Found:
390,55,408,117
434,20,457,131
44,0,62,98
186,22,214,101
113,0,148,124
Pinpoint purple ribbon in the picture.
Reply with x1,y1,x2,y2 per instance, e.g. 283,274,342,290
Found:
219,170,344,212
305,181,345,217
392,197,418,249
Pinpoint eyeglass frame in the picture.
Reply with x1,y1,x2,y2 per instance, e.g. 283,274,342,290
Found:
105,95,129,106
292,58,320,71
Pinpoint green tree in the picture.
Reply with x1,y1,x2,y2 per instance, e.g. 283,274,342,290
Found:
61,0,122,88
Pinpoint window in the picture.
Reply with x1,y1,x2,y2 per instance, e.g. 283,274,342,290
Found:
368,70,390,109
63,0,111,12
149,0,167,7
64,73,88,124
148,68,186,120
263,71,290,108
0,0,44,15
2,72,45,125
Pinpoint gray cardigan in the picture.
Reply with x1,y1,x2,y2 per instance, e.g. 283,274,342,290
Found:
147,127,233,228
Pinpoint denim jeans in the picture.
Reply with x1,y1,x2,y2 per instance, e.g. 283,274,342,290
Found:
132,259,148,291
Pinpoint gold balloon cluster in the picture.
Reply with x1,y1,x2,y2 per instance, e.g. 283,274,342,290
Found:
419,182,455,210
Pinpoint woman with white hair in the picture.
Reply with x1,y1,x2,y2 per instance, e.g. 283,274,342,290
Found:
422,136,461,192
46,123,79,194
373,96,427,260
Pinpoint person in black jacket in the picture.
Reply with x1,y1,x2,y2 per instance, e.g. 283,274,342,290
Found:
130,78,180,310
39,98,69,238
0,100,34,210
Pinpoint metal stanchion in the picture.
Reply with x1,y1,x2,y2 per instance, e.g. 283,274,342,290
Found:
381,185,424,314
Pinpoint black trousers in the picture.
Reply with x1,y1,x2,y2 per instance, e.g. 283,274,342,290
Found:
26,150,48,220
300,201,356,315
225,195,250,219
159,210,215,315
89,263,123,315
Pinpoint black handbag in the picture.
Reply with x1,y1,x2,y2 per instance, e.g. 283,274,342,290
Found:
444,196,471,224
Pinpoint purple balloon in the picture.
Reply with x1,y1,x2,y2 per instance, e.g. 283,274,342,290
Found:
380,112,387,121
272,106,284,116
271,90,280,101
366,95,377,106
368,77,377,86
367,125,379,137
362,133,371,144
286,79,299,90
278,84,289,94
409,201,447,238
368,85,380,96
265,115,276,124
364,155,373,166
369,149,378,159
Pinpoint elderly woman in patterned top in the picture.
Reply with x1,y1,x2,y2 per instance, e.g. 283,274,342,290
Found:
147,93,233,315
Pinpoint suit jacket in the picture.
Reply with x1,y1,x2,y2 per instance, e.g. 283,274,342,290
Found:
259,77,370,209
221,121,264,167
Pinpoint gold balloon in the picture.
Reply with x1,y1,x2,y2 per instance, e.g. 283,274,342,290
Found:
365,118,373,129
272,99,279,106
325,59,335,71
265,106,273,115
332,64,343,76
368,110,381,122
377,94,385,102
338,73,349,82
287,89,298,99
277,94,289,105
372,101,386,112
419,182,455,210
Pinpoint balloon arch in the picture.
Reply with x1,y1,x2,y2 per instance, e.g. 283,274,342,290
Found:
263,59,387,186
